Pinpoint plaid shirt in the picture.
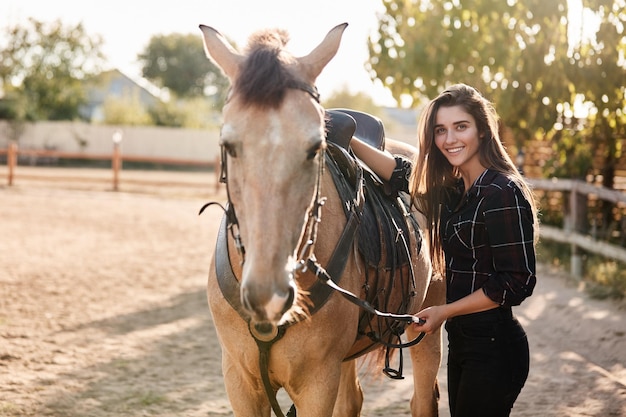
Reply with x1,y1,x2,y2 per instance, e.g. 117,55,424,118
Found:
441,169,536,306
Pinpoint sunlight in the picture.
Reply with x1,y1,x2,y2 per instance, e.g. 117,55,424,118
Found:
567,0,601,52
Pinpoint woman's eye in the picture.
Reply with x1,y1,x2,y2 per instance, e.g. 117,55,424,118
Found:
435,127,446,135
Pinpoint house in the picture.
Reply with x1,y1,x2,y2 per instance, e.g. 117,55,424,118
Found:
80,69,160,122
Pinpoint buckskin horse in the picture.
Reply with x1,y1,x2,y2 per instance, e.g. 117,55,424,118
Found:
199,22,444,417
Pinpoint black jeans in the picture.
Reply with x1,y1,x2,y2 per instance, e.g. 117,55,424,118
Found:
445,307,529,417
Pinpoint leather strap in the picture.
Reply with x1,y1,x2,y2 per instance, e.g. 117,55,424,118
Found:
215,215,249,319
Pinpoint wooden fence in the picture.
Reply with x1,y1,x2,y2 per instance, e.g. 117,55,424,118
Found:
4,144,626,279
1,142,220,193
529,178,626,278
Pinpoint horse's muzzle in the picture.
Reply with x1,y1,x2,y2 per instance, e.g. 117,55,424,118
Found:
241,279,296,323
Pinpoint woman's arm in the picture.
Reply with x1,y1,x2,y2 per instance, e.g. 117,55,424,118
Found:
481,183,537,306
350,137,397,181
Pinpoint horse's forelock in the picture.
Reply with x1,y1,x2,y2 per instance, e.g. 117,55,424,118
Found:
245,28,290,51
234,29,298,108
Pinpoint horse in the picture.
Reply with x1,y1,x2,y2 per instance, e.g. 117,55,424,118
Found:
199,22,444,417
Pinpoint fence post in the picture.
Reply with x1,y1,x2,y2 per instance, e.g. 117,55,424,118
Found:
7,141,17,186
569,182,583,279
112,130,123,191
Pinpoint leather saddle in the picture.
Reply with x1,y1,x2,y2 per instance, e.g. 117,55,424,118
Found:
325,108,385,151
323,109,421,360
324,108,418,268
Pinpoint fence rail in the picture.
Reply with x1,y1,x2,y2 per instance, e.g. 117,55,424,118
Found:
528,178,626,277
1,143,220,192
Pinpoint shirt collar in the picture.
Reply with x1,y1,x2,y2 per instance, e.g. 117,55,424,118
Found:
453,168,497,202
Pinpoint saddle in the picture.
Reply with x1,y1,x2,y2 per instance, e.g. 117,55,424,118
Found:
325,109,419,268
325,108,385,151
325,109,422,360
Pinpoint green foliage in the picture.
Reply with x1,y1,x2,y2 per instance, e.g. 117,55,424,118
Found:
148,97,219,129
538,239,626,300
102,93,152,126
369,0,626,182
137,33,229,105
0,18,105,122
536,239,571,269
584,257,626,300
542,129,594,179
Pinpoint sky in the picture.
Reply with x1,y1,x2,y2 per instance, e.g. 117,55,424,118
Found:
2,0,398,106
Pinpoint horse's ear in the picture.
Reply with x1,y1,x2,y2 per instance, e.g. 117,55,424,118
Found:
199,25,243,80
297,23,348,83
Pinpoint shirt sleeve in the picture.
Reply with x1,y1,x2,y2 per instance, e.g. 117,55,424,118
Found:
481,182,537,306
388,156,412,194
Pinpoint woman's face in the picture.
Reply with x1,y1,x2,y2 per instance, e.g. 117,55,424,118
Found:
434,105,486,181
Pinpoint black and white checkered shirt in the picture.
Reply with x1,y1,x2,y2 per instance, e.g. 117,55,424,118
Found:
441,169,536,306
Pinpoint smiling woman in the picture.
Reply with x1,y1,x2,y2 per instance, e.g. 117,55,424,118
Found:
352,83,540,417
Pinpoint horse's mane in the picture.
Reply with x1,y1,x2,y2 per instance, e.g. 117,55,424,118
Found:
235,28,299,108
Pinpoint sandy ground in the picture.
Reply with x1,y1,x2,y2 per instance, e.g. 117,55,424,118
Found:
1,167,625,416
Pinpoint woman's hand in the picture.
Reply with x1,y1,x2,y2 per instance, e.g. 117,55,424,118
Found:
411,305,448,335
412,290,501,334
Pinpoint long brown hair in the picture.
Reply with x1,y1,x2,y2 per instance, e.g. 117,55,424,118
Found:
409,84,539,274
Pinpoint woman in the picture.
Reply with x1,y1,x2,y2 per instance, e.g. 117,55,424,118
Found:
351,83,538,417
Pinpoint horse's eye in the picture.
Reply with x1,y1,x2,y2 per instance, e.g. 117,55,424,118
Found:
306,140,324,160
225,144,238,158
221,141,238,158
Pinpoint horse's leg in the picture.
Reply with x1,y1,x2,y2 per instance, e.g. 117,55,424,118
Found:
282,358,344,417
221,351,273,417
207,256,273,417
407,279,446,417
332,360,363,417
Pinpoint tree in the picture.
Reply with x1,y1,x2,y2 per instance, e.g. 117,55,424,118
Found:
564,0,626,189
137,33,229,105
0,18,105,121
368,0,625,182
369,1,573,143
